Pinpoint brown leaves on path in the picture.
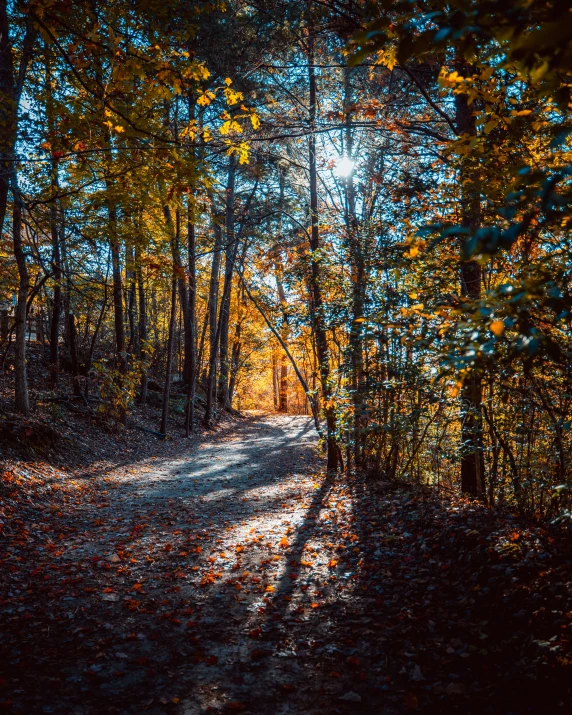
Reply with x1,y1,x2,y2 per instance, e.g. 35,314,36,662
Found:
1,415,572,714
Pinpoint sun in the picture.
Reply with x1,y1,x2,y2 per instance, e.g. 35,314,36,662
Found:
334,155,355,178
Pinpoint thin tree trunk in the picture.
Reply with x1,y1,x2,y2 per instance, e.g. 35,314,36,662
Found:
276,274,289,413
0,1,14,237
272,348,279,410
307,31,337,469
218,156,237,408
136,244,148,404
49,190,62,381
229,336,241,406
12,181,29,415
85,277,109,397
126,243,137,354
204,218,223,426
68,312,81,396
455,62,484,499
164,203,192,384
46,51,63,383
160,275,177,435
185,202,197,435
2,7,34,414
344,66,366,470
109,201,125,369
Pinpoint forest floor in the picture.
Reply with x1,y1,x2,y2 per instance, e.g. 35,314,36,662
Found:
1,413,572,715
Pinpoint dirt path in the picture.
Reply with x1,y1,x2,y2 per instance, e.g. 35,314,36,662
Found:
2,414,343,715
2,414,571,715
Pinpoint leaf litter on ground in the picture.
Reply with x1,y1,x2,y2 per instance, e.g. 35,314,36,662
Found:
1,414,571,714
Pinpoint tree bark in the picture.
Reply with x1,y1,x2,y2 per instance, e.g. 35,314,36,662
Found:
344,66,366,470
185,201,197,435
12,181,29,415
136,243,148,404
275,272,289,413
0,0,14,237
46,49,63,382
204,216,223,426
218,155,237,409
1,6,35,414
68,312,81,396
126,243,137,354
272,348,279,410
455,62,485,500
164,203,192,384
108,201,125,369
160,275,177,435
307,31,337,469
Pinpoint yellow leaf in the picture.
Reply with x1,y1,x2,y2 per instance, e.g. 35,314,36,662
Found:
483,119,498,134
490,320,505,337
224,77,232,86
115,125,125,133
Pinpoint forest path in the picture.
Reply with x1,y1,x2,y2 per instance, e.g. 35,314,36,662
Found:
3,414,357,715
2,414,569,715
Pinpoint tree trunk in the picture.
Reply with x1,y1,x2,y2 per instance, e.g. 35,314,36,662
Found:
344,66,366,470
68,312,82,396
49,194,62,381
126,243,137,354
160,275,177,435
12,182,29,415
0,1,13,237
136,243,148,404
204,218,223,426
185,202,197,435
276,275,289,413
109,202,125,369
307,31,337,470
164,203,192,384
85,274,109,396
218,156,237,409
455,63,485,500
272,348,279,410
47,56,63,382
1,5,34,414
229,335,241,406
